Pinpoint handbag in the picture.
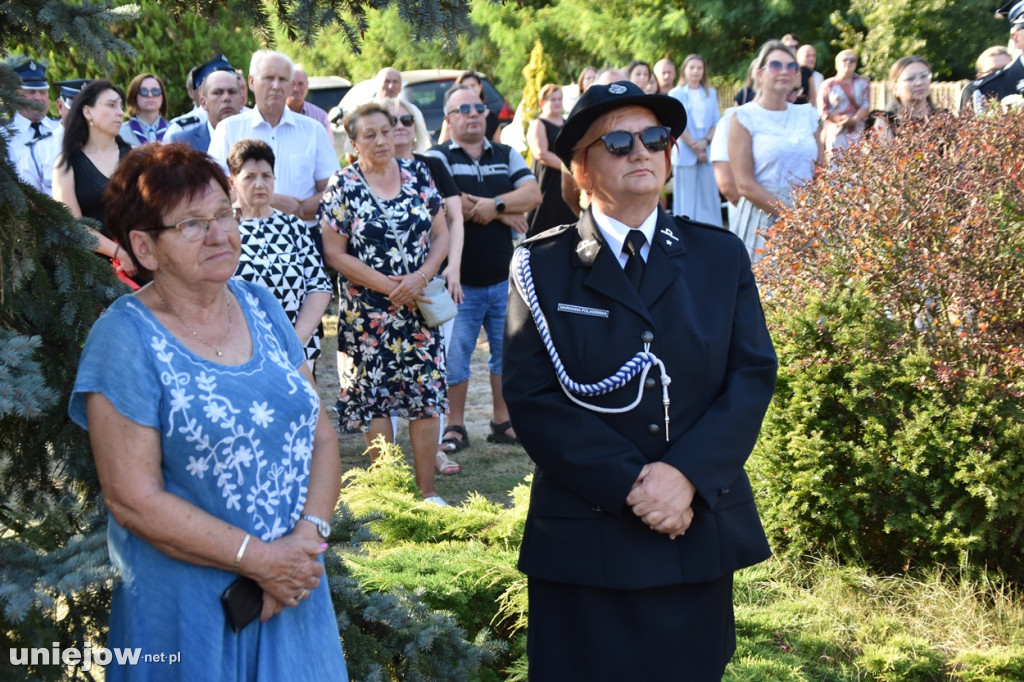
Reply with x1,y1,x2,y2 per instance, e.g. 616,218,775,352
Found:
353,164,457,327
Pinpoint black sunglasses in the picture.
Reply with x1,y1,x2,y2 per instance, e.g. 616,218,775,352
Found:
447,102,487,116
396,114,415,127
593,126,672,157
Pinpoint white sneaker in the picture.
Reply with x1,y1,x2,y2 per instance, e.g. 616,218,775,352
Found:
423,495,448,506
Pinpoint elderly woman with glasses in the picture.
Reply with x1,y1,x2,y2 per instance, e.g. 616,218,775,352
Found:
226,138,332,370
729,40,824,260
319,101,451,503
820,49,871,157
503,80,778,680
872,56,938,141
69,143,348,680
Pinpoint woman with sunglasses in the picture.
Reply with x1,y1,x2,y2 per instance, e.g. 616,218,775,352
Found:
319,101,452,503
729,40,824,261
503,80,777,680
668,54,723,226
119,73,169,147
69,142,349,680
872,56,939,141
820,49,870,158
526,84,577,237
383,96,465,475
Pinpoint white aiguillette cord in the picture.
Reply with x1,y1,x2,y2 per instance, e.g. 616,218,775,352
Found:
511,246,672,440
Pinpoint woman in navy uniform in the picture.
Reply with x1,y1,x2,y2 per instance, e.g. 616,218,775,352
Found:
502,81,778,681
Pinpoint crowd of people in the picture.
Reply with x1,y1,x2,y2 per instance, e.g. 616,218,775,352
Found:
3,3,1023,677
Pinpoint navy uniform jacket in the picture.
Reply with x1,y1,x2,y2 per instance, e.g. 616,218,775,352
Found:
165,122,212,154
960,56,1024,111
504,208,776,589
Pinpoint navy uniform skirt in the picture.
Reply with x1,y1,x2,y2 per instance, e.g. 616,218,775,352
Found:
526,574,735,682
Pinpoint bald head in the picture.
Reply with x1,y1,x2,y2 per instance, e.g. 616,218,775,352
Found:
797,45,817,69
654,59,676,93
595,68,628,86
377,68,402,98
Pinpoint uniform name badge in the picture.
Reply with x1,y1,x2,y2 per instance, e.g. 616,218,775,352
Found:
557,303,609,318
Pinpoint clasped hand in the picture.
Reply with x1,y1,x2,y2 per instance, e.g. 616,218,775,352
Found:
250,525,326,622
387,273,429,308
625,462,696,540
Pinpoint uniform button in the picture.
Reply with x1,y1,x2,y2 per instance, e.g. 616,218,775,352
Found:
640,331,654,343
644,377,657,390
647,424,660,436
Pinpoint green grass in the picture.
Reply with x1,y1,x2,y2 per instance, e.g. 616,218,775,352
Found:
319,316,1024,681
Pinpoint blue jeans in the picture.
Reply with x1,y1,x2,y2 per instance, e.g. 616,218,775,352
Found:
446,282,508,385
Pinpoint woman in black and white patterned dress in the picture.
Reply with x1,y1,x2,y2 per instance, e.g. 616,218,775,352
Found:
227,139,332,367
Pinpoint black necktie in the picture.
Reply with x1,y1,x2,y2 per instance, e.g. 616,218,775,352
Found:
30,121,43,140
622,230,646,290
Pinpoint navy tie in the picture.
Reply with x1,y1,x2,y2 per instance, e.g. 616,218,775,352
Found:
622,230,646,290
30,121,43,140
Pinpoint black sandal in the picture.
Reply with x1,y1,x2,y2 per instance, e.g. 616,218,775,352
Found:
486,420,519,445
440,425,470,453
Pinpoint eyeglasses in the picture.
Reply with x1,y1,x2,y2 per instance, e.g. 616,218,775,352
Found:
396,114,415,127
841,57,858,64
592,126,672,157
149,207,241,241
446,103,487,116
138,87,163,97
765,60,800,73
898,71,932,84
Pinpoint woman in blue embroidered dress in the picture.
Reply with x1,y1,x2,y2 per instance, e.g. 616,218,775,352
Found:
319,101,451,504
69,143,347,681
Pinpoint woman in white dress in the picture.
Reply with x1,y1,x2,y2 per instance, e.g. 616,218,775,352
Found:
728,40,823,261
669,54,722,226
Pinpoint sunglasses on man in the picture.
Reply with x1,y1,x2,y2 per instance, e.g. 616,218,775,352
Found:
447,102,487,116
591,126,672,157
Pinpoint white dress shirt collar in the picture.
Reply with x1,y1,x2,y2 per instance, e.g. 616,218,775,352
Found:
591,205,658,268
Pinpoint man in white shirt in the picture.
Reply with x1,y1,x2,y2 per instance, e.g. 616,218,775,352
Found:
208,49,340,251
18,78,85,195
4,59,61,188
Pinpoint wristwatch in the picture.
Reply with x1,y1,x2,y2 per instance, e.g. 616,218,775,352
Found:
494,197,506,213
299,514,331,539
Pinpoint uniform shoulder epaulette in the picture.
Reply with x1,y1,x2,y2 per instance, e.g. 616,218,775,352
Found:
672,213,727,234
520,223,572,246
171,114,200,127
973,69,1003,90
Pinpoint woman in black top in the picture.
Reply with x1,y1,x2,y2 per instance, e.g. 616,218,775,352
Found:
525,84,577,237
52,79,139,286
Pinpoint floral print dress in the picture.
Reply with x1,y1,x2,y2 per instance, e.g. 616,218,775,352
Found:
318,158,447,432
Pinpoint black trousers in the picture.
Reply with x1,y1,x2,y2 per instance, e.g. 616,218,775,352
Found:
526,574,735,682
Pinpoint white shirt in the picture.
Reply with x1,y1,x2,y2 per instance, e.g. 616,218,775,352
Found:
4,112,60,159
18,124,63,195
709,107,737,164
591,205,658,268
208,105,340,206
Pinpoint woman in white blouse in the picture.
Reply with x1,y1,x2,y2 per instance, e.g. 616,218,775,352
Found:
668,54,722,226
729,40,823,261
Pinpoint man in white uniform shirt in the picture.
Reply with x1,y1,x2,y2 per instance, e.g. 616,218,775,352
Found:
4,59,61,190
208,49,340,252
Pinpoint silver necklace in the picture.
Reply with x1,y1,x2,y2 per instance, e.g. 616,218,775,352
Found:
155,287,233,357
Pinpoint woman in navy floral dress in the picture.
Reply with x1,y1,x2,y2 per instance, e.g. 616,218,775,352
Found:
319,102,451,504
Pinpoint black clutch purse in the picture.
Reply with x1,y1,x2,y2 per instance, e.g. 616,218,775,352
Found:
220,577,263,633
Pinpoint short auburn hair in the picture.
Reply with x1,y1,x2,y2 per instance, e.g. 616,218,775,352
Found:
103,143,230,277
